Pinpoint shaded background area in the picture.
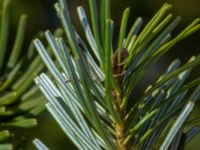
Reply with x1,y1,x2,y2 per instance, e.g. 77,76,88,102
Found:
1,0,199,149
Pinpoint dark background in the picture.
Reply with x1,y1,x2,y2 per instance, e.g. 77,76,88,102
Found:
1,0,199,149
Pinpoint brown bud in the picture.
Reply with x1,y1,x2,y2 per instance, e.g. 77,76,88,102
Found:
112,48,128,83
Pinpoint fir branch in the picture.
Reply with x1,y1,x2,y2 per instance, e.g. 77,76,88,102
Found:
34,0,200,149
